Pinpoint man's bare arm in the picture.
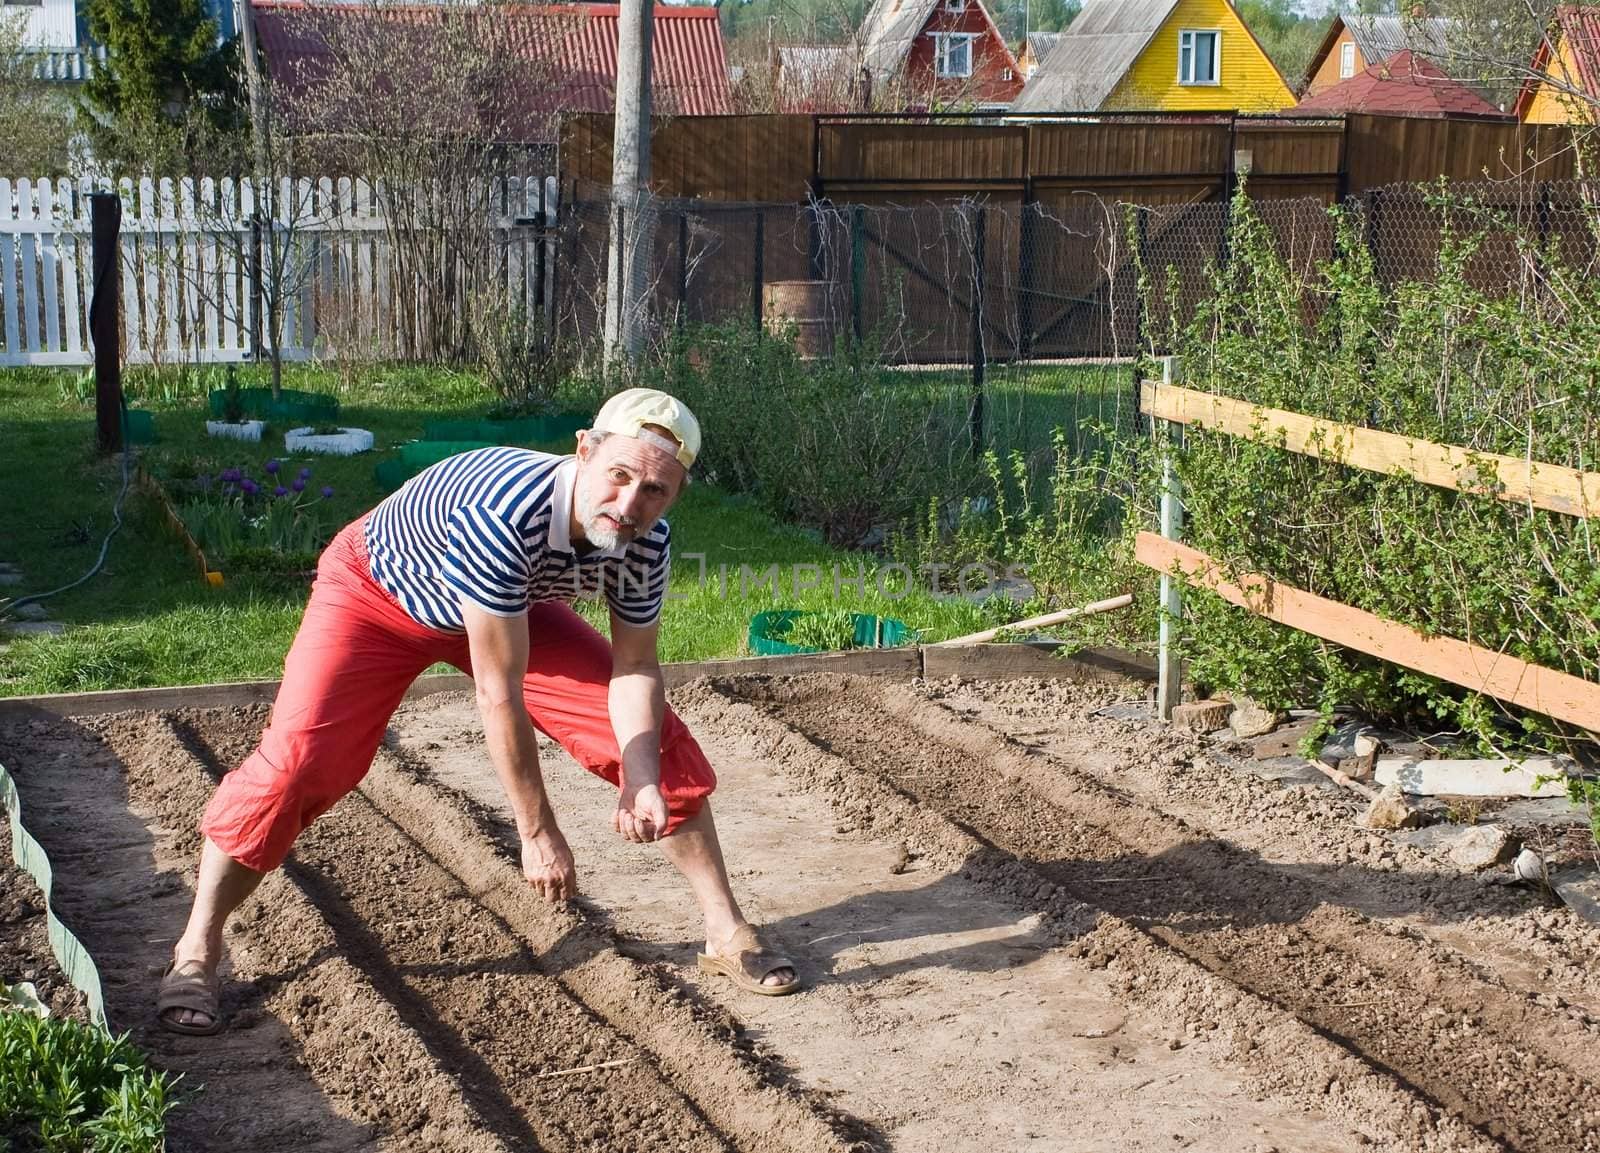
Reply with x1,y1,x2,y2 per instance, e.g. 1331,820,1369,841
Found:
462,602,575,900
608,611,670,842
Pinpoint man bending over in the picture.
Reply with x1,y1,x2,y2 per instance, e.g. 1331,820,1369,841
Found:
157,388,799,1035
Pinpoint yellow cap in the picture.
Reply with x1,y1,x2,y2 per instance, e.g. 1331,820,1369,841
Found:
592,388,700,470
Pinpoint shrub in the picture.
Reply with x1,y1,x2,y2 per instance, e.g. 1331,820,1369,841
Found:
473,293,572,419
1151,186,1600,754
891,432,1159,651
0,999,180,1151
647,323,978,548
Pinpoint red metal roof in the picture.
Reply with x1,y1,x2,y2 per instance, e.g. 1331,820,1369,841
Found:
1514,5,1600,119
252,2,731,122
1294,49,1510,119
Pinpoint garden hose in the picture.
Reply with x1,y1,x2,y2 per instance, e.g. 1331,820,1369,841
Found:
0,401,134,622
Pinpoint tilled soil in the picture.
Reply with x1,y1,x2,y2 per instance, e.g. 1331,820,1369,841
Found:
700,675,1600,1153
0,823,89,1020
1,673,1596,1152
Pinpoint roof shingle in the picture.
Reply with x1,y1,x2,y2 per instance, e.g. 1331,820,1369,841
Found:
1295,49,1511,120
252,1,731,121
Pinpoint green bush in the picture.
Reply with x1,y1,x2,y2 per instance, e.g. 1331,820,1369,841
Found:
643,323,979,548
472,293,573,419
891,432,1159,651
1153,186,1600,753
0,1001,180,1152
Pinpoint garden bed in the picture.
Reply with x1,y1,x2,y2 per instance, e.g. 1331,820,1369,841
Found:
2,673,1597,1151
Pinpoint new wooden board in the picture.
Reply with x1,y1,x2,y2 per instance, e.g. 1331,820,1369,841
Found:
1135,532,1600,733
1140,382,1600,518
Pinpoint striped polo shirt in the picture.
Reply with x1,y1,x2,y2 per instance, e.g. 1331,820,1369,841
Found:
364,447,671,633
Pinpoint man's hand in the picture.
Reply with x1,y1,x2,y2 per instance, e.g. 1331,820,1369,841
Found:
521,829,577,902
613,779,668,843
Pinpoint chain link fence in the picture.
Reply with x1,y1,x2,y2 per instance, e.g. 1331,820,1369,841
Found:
532,177,1600,471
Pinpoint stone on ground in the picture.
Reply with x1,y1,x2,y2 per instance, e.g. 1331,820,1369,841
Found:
1227,695,1284,739
1445,825,1519,871
1361,783,1422,831
1171,700,1231,733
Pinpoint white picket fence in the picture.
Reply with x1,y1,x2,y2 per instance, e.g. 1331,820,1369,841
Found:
0,173,557,368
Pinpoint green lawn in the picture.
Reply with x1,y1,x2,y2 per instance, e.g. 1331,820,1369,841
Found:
0,365,1003,696
908,361,1138,467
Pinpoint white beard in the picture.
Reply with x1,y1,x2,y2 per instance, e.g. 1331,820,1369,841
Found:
574,472,636,550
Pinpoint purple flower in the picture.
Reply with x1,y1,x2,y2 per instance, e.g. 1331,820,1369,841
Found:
292,478,306,493
298,466,313,480
265,459,281,475
220,467,242,483
240,478,259,496
273,485,289,498
320,485,335,499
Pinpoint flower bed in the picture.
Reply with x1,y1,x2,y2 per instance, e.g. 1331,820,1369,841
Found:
166,459,338,583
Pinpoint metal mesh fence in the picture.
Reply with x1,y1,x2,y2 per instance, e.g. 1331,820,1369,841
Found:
540,178,1600,469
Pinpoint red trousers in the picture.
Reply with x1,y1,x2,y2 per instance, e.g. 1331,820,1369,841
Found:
202,517,716,872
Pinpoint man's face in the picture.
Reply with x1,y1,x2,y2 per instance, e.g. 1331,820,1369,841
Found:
573,428,685,549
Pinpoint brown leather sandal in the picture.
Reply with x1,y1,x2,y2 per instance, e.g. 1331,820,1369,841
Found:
156,960,224,1036
696,924,802,997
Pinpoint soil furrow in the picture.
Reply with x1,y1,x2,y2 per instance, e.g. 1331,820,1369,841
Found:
700,675,1600,1153
9,672,1597,1153
17,709,514,1153
168,703,860,1153
745,678,1600,1153
358,739,862,1153
163,709,791,1153
681,678,1498,1152
934,678,1600,1011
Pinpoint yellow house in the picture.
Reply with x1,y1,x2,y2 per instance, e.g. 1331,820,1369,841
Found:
1012,0,1293,113
1515,6,1599,124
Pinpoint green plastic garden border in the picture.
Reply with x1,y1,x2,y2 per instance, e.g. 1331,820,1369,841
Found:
748,611,913,656
0,759,109,1031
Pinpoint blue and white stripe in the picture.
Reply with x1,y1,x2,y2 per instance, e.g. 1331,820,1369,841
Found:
365,447,671,632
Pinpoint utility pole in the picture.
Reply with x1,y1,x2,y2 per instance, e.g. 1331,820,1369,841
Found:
604,0,655,367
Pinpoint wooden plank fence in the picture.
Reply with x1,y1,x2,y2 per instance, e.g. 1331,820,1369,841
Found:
0,173,557,368
561,112,1577,206
1138,370,1600,732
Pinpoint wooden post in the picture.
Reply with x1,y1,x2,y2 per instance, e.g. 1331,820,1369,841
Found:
1365,187,1383,285
89,192,122,455
968,202,987,461
533,177,548,320
806,196,823,281
752,209,765,330
543,178,558,335
604,0,654,365
1132,205,1149,432
849,204,865,343
1017,196,1035,360
611,202,626,351
1156,354,1184,721
676,209,689,328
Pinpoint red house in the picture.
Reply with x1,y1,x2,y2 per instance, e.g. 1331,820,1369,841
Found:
252,1,731,137
859,0,1023,109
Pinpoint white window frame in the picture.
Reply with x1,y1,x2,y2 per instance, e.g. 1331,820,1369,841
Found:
933,32,977,80
1339,41,1356,79
943,0,966,11
1178,28,1221,86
